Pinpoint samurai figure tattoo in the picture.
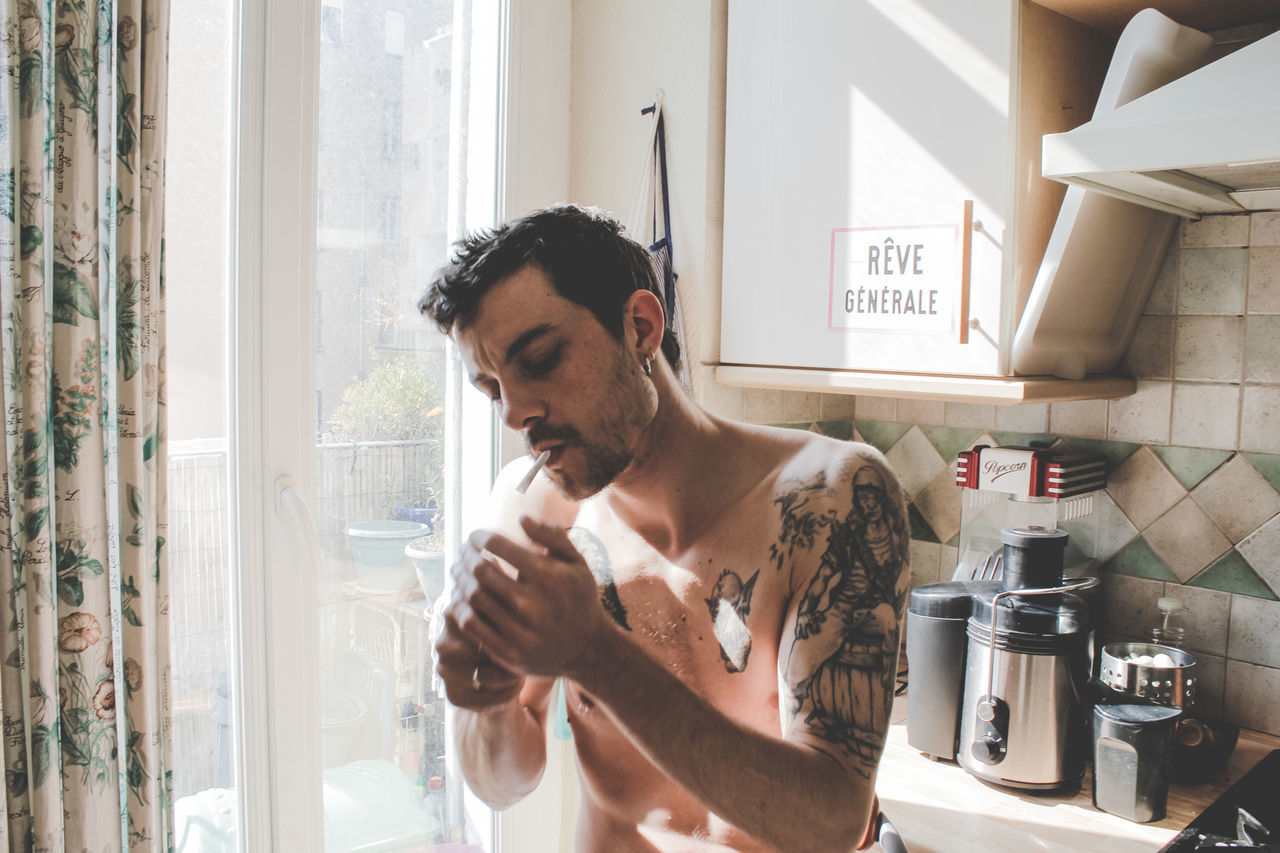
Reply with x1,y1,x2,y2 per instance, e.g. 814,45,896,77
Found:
777,463,908,776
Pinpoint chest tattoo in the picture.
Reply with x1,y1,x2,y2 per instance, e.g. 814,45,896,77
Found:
567,526,630,630
704,569,759,673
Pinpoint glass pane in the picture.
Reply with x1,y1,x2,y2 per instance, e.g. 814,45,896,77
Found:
166,1,238,850
314,2,491,850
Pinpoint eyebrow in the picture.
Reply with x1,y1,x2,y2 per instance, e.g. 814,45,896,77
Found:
468,322,557,389
504,323,556,365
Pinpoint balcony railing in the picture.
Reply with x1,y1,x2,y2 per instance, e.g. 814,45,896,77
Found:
168,438,440,797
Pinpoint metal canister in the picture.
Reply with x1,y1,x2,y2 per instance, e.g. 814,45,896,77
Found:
1099,642,1197,709
906,581,1000,760
1092,703,1182,822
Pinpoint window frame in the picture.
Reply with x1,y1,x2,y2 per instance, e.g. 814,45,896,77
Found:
227,0,573,847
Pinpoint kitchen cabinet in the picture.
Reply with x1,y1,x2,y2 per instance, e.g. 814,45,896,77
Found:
718,0,1271,403
719,1,1280,404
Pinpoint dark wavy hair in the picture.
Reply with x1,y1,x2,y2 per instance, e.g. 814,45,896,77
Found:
418,204,682,372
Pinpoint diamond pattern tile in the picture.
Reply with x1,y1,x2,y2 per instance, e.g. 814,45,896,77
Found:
913,466,963,546
1152,445,1232,490
919,425,981,466
855,419,910,455
969,432,997,452
1094,491,1139,563
884,425,946,500
907,503,939,544
1192,454,1280,543
1245,452,1280,494
1144,497,1233,582
1059,491,1137,566
1239,514,1280,595
1105,537,1178,582
815,420,854,441
1191,551,1278,600
1108,446,1187,530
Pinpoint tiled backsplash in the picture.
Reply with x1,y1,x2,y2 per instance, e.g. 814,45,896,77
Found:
704,211,1280,737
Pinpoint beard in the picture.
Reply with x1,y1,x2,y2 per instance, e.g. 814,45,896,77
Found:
557,430,632,500
526,347,654,500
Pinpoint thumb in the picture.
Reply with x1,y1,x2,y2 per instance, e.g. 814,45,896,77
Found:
519,514,580,561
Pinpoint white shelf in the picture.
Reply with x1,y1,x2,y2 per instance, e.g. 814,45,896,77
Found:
714,364,1136,406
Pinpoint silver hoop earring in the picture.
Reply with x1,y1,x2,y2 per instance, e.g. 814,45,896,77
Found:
642,355,653,377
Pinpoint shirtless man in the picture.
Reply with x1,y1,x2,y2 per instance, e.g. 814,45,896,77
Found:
420,204,909,852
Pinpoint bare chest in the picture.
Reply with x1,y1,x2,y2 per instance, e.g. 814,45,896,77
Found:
566,511,789,689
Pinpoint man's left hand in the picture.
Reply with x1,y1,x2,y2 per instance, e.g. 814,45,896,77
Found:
452,515,610,681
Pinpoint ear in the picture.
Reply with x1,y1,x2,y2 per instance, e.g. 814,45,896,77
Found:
622,289,666,360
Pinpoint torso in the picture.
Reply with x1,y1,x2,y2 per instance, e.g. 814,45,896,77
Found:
555,430,824,853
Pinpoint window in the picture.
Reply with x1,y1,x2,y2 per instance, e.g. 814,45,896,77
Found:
166,1,503,849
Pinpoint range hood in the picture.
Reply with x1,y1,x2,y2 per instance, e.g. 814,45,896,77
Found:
1042,27,1280,218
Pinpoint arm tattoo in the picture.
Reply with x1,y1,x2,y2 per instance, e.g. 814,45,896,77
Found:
705,569,759,673
769,473,837,572
567,526,630,630
775,464,908,776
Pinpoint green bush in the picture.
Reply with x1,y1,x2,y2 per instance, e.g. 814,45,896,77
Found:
329,357,444,442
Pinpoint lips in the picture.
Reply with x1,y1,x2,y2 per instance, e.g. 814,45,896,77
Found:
528,424,584,467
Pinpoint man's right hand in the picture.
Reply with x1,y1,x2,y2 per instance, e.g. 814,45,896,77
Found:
436,612,524,710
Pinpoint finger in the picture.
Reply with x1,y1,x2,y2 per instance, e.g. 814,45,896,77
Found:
436,615,491,663
451,554,545,661
518,514,580,561
475,529,549,580
444,676,521,709
448,597,530,671
472,662,522,694
453,548,525,624
469,553,526,609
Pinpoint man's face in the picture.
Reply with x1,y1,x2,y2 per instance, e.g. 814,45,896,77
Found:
856,487,883,521
455,264,655,500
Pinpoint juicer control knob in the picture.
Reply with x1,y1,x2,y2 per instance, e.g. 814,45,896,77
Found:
973,734,1006,764
972,697,1008,765
976,696,1008,727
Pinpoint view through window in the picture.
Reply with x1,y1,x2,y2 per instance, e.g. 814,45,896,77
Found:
166,1,497,849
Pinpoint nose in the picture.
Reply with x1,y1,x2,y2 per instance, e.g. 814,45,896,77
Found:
498,384,545,433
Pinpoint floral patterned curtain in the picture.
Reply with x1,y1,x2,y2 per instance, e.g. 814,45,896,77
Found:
0,1,170,850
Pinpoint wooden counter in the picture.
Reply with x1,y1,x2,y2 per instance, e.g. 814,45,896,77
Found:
872,698,1280,852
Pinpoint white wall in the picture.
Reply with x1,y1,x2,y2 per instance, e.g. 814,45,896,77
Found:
565,0,729,403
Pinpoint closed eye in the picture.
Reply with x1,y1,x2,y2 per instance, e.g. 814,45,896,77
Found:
523,346,563,377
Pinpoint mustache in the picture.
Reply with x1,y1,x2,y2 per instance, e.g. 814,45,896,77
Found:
526,422,586,450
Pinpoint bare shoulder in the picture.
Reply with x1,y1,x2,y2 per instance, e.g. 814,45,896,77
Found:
488,457,579,537
778,431,903,500
761,430,909,581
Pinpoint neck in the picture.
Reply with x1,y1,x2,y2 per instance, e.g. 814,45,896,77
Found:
601,366,749,558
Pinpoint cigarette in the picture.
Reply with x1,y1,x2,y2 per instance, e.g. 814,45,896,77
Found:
516,450,551,494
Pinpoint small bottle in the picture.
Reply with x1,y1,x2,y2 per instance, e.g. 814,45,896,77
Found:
1150,596,1185,648
425,775,447,843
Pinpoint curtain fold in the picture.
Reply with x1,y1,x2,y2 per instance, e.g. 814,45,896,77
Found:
0,2,171,850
